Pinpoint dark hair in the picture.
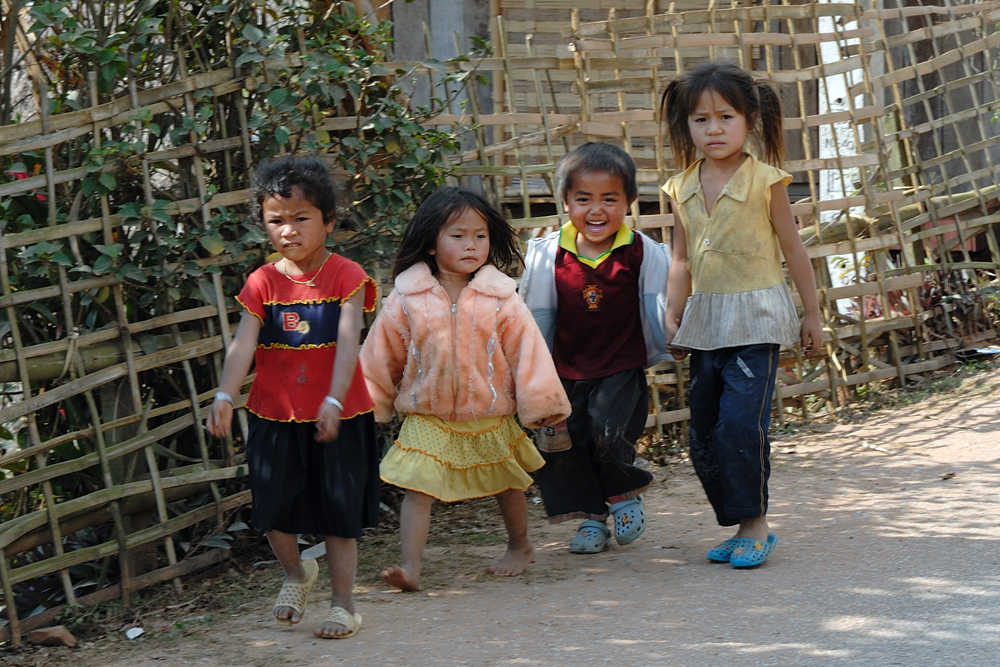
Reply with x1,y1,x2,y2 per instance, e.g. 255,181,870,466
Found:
556,142,638,203
393,187,522,278
251,155,338,226
659,61,785,168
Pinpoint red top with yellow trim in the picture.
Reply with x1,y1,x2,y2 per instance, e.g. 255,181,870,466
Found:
236,254,377,422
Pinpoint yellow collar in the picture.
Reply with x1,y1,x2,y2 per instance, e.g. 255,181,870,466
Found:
558,221,634,268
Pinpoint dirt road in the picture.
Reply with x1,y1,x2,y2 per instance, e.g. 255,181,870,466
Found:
16,365,1000,666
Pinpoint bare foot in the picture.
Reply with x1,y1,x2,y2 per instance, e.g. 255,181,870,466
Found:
313,606,361,639
274,604,299,624
735,515,770,543
381,564,420,591
487,542,534,577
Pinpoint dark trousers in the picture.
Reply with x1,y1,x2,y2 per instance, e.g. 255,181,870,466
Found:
688,344,780,527
535,368,654,522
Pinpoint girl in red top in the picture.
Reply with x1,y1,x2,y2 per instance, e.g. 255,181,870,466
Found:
207,156,378,639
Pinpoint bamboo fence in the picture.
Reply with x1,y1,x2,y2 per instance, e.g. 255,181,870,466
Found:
2,0,1000,644
472,0,1000,436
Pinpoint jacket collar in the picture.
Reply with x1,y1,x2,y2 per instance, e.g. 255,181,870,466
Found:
395,262,515,298
674,153,756,205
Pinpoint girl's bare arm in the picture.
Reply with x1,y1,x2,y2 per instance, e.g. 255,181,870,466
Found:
770,183,822,357
665,207,691,359
316,289,365,442
206,311,261,437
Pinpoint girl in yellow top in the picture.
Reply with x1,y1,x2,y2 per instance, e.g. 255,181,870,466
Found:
661,61,822,568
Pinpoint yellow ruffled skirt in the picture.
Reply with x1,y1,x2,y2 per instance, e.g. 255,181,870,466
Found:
380,414,545,502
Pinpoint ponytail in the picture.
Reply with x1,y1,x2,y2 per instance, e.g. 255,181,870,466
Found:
659,79,697,169
754,79,786,167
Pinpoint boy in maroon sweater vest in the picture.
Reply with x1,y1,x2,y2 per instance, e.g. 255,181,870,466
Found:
520,143,671,554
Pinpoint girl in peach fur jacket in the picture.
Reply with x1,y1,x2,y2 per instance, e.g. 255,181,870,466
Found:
362,260,570,429
360,186,570,590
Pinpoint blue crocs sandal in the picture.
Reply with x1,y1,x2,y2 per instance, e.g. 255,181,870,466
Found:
729,533,778,568
570,520,610,554
706,537,742,563
609,497,646,546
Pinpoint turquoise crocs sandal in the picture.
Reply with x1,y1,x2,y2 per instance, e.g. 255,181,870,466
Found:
706,537,742,563
609,497,646,546
570,520,610,554
729,533,778,568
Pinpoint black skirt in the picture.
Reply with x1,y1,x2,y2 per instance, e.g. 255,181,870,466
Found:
245,413,380,537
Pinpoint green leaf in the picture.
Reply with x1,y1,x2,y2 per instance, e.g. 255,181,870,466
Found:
422,58,447,74
266,88,290,107
51,251,74,267
122,265,149,283
197,280,218,306
93,255,113,273
93,243,123,258
199,234,225,256
118,202,142,220
235,51,265,68
150,206,172,223
183,261,205,276
241,24,265,44
202,533,233,549
99,172,117,190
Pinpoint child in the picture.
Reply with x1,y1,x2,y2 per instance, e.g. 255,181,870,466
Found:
360,186,570,591
206,155,379,637
660,61,822,567
520,142,672,554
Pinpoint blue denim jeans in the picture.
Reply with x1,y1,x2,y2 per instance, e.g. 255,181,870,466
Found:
688,344,779,527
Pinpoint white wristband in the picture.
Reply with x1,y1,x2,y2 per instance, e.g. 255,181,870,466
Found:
215,391,234,405
324,395,344,410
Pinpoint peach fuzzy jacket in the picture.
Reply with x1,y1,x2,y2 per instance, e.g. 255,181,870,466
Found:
360,262,571,428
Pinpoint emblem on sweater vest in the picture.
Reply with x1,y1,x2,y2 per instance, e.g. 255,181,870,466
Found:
282,311,310,334
582,284,603,310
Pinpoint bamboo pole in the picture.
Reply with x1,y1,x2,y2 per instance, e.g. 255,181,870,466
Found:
526,34,564,221
0,546,21,644
30,73,79,610
494,19,532,216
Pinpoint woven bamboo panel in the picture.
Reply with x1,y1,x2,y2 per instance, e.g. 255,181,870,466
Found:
546,0,1000,436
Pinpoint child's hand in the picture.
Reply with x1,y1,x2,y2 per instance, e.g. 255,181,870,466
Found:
665,316,688,360
800,313,823,358
315,401,342,442
206,399,233,438
666,344,689,360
